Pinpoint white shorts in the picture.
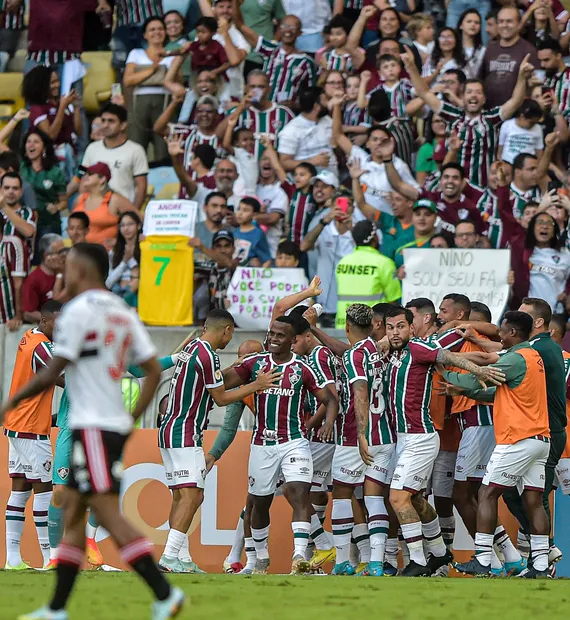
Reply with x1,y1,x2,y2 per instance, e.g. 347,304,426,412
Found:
8,437,52,483
160,446,206,489
310,442,334,491
455,425,496,482
332,445,365,486
365,444,396,487
248,438,313,496
483,439,550,493
429,450,457,499
391,433,440,494
555,457,570,495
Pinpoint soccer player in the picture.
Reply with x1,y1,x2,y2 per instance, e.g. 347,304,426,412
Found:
3,300,62,571
1,243,184,620
223,315,338,574
445,311,552,578
384,305,504,576
158,310,280,574
330,304,396,577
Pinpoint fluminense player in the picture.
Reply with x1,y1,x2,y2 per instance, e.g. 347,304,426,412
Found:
446,312,552,578
158,310,280,574
3,300,62,571
2,243,184,620
384,305,505,576
223,315,338,574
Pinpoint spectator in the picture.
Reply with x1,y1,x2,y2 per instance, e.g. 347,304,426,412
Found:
458,9,486,78
0,229,26,331
519,1,560,47
497,99,544,165
424,27,464,77
538,38,570,123
0,172,36,271
66,211,90,246
123,265,140,309
416,114,447,185
0,151,38,212
447,0,489,39
233,4,317,107
319,15,364,74
22,233,65,323
90,116,105,142
233,197,272,266
69,104,149,211
222,117,257,196
22,66,82,178
454,219,479,248
275,239,301,267
0,0,25,72
206,230,237,311
106,211,142,295
481,6,538,109
72,162,137,248
123,16,176,162
408,13,435,63
430,231,454,248
164,10,191,83
510,152,544,217
112,0,165,75
256,148,288,258
278,87,338,177
394,199,439,269
20,130,67,246
281,0,331,54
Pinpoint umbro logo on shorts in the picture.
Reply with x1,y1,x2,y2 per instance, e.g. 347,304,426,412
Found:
57,467,69,480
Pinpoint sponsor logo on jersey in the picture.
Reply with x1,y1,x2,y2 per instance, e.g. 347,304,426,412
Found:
265,387,295,396
290,457,309,463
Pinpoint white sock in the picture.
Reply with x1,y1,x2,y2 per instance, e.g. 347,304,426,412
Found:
178,531,192,562
353,522,370,563
385,537,399,568
439,515,455,551
331,499,353,564
85,523,97,540
474,532,494,567
251,526,269,561
530,534,549,571
365,495,388,563
516,529,531,557
164,529,186,560
312,503,327,524
422,517,447,558
495,525,521,563
401,522,426,565
310,513,331,550
399,530,411,567
292,521,310,558
5,490,31,566
244,537,256,569
490,547,502,569
33,491,51,567
227,508,245,564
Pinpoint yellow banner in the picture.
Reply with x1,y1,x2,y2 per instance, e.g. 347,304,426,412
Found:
139,235,194,326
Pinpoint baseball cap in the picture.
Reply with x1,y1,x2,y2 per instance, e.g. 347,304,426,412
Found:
311,170,339,189
352,220,377,246
413,198,437,214
85,162,112,182
433,139,446,163
212,230,234,245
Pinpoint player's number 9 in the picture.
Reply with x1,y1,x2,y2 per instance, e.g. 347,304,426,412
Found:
153,256,171,285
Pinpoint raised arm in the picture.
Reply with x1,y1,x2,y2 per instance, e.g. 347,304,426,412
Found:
218,17,247,67
163,56,187,99
332,97,354,156
400,46,442,114
303,306,350,357
500,54,535,120
346,6,376,70
270,275,322,324
349,159,381,221
153,92,185,137
1,202,35,238
166,135,197,197
232,0,262,48
208,367,282,407
383,143,420,201
260,135,287,184
436,348,505,388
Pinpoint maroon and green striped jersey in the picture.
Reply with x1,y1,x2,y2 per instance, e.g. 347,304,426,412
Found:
439,101,503,187
0,235,26,324
255,37,317,104
338,337,394,447
282,181,315,246
547,68,570,121
2,206,35,273
322,49,355,74
230,103,294,160
369,80,414,119
234,352,325,445
386,338,440,434
510,182,541,218
159,339,223,449
343,101,367,127
1,0,25,30
457,404,493,431
116,0,163,27
306,345,337,442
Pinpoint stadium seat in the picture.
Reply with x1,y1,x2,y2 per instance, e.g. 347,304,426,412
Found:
82,51,114,115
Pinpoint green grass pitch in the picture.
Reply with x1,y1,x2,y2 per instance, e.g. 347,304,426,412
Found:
1,572,570,620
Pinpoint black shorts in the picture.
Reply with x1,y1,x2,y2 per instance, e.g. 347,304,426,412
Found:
68,429,128,496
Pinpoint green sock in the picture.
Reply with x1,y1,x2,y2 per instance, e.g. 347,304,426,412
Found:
48,503,63,549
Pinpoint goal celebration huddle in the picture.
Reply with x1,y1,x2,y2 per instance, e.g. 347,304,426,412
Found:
1,246,568,620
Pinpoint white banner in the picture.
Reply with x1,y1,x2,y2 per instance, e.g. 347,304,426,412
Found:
226,267,309,330
143,200,198,237
401,248,511,324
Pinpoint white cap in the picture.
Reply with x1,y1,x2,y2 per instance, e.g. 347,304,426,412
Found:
311,170,339,189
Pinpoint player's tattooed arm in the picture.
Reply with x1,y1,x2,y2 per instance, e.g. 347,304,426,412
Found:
435,348,506,388
354,380,373,466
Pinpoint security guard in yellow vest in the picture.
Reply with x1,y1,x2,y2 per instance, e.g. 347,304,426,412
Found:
335,220,401,328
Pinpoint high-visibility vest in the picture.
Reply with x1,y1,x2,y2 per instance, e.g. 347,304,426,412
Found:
335,246,401,329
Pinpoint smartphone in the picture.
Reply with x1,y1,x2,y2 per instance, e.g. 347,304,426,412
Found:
111,83,123,98
335,197,350,219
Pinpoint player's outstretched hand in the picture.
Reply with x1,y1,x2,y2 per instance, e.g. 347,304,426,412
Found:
254,368,283,391
358,435,373,466
474,365,505,388
308,275,322,297
436,381,465,397
318,419,335,443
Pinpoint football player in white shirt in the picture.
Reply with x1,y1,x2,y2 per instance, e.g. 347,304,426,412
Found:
0,243,184,620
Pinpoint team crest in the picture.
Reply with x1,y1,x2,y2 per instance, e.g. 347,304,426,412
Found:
289,365,301,386
458,208,469,220
43,460,52,473
553,255,561,264
57,467,69,480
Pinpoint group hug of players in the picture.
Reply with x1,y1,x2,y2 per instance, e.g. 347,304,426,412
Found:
155,280,569,579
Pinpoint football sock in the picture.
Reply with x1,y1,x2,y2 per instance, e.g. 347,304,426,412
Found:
227,509,245,564
5,490,31,566
385,537,399,568
331,499,353,564
121,538,170,601
310,513,331,550
353,522,371,563
401,522,426,566
474,532,494,567
251,526,269,561
48,503,64,554
495,525,521,563
292,521,311,558
365,496,388,564
33,491,51,567
422,517,447,558
439,515,455,551
50,543,83,610
163,529,186,560
530,534,549,571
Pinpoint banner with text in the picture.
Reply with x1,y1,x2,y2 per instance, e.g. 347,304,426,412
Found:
143,200,198,237
402,248,511,324
226,267,309,330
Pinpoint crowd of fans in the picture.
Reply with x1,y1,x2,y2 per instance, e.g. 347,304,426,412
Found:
0,0,570,328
